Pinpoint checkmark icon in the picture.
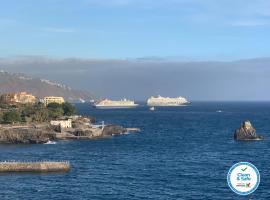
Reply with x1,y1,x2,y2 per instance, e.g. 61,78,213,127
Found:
241,167,248,171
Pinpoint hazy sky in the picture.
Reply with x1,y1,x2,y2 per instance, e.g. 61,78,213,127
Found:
0,0,270,60
0,57,270,101
1,1,270,101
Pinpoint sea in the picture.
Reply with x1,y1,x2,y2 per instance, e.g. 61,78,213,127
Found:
0,102,270,200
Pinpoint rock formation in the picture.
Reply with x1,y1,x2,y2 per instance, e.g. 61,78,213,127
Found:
0,125,56,144
102,125,127,137
234,121,263,140
0,117,130,144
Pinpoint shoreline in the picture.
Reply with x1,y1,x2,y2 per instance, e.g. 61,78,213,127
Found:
0,117,140,144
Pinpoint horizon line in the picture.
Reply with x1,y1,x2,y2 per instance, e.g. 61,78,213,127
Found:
0,55,270,63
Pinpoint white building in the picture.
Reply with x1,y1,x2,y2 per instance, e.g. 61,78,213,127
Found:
50,119,72,129
44,96,65,106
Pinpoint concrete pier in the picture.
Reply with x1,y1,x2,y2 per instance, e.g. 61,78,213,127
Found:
0,161,70,173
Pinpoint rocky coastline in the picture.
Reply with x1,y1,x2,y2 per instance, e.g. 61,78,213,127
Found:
0,117,130,144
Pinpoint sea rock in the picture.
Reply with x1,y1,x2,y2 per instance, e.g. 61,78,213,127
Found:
73,129,93,137
102,125,127,136
234,121,263,140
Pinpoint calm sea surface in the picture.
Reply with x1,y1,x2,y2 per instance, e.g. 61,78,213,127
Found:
1,102,270,200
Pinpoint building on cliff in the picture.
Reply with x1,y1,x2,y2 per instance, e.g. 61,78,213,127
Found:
50,119,72,129
0,92,37,104
44,96,65,106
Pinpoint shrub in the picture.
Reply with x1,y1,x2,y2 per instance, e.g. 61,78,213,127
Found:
3,111,21,124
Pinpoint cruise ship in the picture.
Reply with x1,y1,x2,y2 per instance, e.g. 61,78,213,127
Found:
147,95,189,106
94,98,139,109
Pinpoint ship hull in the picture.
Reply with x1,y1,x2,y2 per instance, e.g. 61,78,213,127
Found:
147,103,188,107
94,104,139,109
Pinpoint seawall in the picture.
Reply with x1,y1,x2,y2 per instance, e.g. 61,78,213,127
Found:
0,161,70,173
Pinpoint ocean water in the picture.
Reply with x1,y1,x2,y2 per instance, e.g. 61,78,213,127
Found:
1,102,270,200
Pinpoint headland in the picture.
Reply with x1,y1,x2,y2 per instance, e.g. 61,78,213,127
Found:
0,92,138,144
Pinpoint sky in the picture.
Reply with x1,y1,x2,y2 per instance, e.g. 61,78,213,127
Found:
0,1,270,101
1,57,270,101
0,0,270,60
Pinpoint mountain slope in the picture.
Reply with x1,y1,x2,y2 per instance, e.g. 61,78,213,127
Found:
0,71,94,102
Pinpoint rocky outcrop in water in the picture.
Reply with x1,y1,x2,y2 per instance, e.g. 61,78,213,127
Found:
102,125,127,136
234,121,263,140
64,125,127,138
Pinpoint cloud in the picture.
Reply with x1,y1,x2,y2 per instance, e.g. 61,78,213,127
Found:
1,55,270,101
41,27,76,33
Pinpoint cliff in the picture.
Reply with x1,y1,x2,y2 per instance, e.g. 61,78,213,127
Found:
0,118,128,144
0,125,56,144
0,71,94,102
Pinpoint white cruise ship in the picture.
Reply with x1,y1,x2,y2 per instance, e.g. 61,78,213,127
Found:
94,98,139,109
147,95,189,106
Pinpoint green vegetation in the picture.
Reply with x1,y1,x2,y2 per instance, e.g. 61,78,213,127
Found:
47,102,76,117
0,101,76,124
2,111,21,124
62,102,76,116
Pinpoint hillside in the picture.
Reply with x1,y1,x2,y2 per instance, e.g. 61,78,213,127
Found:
0,71,94,102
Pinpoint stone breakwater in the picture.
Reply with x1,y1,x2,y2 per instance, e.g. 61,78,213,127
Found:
0,161,70,172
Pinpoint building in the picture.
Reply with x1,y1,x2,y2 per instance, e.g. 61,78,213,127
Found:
0,92,36,104
44,96,65,106
50,119,72,129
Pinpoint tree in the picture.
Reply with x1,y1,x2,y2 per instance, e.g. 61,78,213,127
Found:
32,108,50,122
46,102,63,119
47,102,62,109
47,102,76,117
49,108,64,119
3,111,21,123
0,112,3,122
62,102,76,116
21,104,35,118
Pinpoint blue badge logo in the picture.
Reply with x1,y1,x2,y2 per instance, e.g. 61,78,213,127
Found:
227,162,260,195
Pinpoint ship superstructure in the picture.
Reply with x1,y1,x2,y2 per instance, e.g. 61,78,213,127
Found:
94,98,138,109
147,95,189,106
